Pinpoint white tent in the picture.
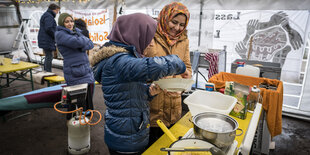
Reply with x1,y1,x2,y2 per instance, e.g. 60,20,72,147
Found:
1,0,310,119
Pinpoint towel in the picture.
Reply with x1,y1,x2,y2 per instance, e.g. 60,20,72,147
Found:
204,52,219,79
24,71,56,84
209,72,283,138
34,71,57,84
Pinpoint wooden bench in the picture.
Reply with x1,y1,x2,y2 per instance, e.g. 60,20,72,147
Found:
44,76,99,87
44,75,65,86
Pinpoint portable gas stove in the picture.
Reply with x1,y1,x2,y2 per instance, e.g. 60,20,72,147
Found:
182,128,238,155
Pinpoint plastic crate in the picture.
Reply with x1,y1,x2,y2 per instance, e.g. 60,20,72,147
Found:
231,59,281,80
183,90,237,117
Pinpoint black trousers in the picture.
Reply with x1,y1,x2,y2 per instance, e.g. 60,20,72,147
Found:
148,123,177,147
148,127,164,147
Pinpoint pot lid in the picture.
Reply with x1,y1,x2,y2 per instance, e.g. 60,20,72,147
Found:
170,138,214,148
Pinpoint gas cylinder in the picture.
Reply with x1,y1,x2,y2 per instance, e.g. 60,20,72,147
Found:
67,116,90,155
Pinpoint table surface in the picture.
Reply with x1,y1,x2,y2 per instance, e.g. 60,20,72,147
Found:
0,58,39,73
44,76,65,82
143,106,262,155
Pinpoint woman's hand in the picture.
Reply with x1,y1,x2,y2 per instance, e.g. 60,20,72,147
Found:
149,84,162,96
180,69,191,79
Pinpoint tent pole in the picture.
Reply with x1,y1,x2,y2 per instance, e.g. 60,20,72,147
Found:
198,0,203,47
113,0,118,25
12,0,22,24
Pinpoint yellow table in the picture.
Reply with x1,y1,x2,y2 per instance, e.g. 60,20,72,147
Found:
0,58,39,93
143,104,262,155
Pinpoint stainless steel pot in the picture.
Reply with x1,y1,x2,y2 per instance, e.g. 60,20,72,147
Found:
193,112,243,148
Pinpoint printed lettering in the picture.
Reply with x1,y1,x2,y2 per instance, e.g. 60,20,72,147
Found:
215,12,241,20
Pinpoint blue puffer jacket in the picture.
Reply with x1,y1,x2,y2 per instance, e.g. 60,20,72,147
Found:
90,42,186,153
55,26,95,86
38,9,57,51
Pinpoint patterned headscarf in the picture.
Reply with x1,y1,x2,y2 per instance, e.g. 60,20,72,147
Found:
157,2,190,46
107,13,157,55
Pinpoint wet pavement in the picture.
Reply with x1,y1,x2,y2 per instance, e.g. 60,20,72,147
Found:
269,115,310,155
0,67,109,155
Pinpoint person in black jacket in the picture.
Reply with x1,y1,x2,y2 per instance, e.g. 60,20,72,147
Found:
74,19,89,38
38,3,60,72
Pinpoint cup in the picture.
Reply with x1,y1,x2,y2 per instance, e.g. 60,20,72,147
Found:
205,83,215,91
236,61,245,67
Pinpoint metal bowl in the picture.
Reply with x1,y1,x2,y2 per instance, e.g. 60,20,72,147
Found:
193,112,243,148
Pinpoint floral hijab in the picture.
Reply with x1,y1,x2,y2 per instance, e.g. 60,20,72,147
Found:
157,2,190,46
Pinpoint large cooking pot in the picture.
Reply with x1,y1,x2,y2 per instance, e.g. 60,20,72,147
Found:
193,112,243,148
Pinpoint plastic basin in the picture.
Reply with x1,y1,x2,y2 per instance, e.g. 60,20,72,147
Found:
184,90,237,117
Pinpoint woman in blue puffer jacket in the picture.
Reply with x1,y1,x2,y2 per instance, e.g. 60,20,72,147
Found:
55,13,95,114
89,13,189,155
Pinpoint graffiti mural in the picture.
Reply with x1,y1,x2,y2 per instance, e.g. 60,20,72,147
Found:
236,12,303,65
212,10,308,82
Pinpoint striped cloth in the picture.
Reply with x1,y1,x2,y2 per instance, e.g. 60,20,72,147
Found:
204,52,219,79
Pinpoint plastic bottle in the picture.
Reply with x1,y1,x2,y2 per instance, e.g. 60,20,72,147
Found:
247,85,260,112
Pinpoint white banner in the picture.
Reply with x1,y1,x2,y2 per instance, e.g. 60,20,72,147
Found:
65,9,110,45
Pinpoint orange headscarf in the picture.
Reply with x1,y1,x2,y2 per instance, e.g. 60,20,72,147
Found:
157,2,190,46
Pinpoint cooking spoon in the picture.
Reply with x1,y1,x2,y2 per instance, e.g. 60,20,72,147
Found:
160,146,225,155
157,119,225,155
